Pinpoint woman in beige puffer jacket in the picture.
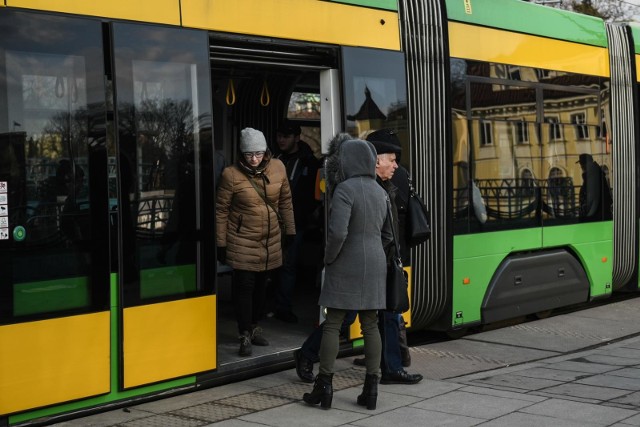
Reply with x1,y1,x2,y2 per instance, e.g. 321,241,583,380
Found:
216,128,295,356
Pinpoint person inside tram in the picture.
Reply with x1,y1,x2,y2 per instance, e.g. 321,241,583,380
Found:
577,153,612,222
216,128,295,357
271,120,321,324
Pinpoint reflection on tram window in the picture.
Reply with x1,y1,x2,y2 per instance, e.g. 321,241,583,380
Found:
451,57,612,234
0,40,104,320
342,47,408,160
113,23,213,306
540,124,612,222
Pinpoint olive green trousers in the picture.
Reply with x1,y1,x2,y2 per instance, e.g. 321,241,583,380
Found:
319,308,381,376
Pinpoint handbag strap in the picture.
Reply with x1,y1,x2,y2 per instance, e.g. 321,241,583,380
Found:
247,175,283,222
385,196,402,260
408,177,418,198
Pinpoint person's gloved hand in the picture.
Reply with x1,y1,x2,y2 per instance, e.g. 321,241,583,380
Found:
283,234,295,251
217,246,227,264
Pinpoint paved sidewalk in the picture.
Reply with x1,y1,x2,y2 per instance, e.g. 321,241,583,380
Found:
52,297,640,426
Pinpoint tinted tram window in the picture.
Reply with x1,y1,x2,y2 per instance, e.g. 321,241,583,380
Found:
469,82,536,121
112,24,213,306
341,47,409,167
0,12,109,323
541,123,611,222
464,60,571,84
464,119,541,231
451,58,612,233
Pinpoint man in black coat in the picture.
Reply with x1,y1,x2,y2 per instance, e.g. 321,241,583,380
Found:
366,129,423,385
273,121,321,323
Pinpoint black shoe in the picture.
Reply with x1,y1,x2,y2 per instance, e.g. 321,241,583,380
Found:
380,370,423,385
353,357,365,366
294,350,315,383
250,326,269,346
238,332,252,356
274,310,298,323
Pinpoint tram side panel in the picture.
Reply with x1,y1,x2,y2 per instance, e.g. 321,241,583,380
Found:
446,11,612,330
0,11,111,415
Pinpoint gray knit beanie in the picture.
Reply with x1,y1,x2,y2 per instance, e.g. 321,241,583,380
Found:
240,128,267,153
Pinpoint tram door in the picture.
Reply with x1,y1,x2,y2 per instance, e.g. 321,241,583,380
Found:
0,12,111,414
111,23,216,389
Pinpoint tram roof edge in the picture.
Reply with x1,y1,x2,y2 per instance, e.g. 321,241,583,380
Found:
444,0,607,48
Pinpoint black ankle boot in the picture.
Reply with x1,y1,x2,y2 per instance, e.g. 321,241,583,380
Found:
303,373,333,409
357,373,379,410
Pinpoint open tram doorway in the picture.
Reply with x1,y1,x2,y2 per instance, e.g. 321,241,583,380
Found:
209,34,339,367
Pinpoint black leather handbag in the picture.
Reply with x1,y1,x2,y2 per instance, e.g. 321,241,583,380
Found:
386,198,410,313
406,182,430,247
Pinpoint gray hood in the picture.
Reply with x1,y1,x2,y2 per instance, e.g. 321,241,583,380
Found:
325,133,377,189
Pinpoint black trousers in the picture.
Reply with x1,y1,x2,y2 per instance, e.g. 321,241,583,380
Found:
232,269,270,334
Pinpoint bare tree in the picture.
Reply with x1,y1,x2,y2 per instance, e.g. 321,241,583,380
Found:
526,0,638,22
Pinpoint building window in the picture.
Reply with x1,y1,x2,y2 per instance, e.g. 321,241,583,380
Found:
545,116,562,141
480,120,493,146
571,112,589,140
514,120,529,144
597,109,607,139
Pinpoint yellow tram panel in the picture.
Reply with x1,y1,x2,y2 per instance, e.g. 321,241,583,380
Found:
636,55,640,82
0,312,110,415
449,22,610,77
123,295,216,389
182,0,401,50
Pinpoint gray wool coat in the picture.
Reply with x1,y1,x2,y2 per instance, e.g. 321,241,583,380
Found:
318,137,393,311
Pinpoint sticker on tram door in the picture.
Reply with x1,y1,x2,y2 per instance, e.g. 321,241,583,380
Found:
0,217,7,228
0,181,6,192
0,228,8,240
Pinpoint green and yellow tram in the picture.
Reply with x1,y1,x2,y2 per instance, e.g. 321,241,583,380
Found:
0,0,637,424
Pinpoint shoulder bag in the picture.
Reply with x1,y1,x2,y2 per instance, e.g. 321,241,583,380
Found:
405,180,430,247
386,197,410,313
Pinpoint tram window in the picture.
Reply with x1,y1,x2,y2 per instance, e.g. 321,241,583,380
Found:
286,91,322,158
469,82,536,121
543,89,599,125
287,92,320,120
0,12,108,323
452,113,470,231
463,59,569,83
540,123,611,222
341,47,408,145
466,119,540,230
112,23,213,306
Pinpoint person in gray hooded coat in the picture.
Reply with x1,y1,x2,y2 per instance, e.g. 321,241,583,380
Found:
303,134,392,411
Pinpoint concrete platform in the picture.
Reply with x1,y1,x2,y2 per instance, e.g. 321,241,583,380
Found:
49,296,640,427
